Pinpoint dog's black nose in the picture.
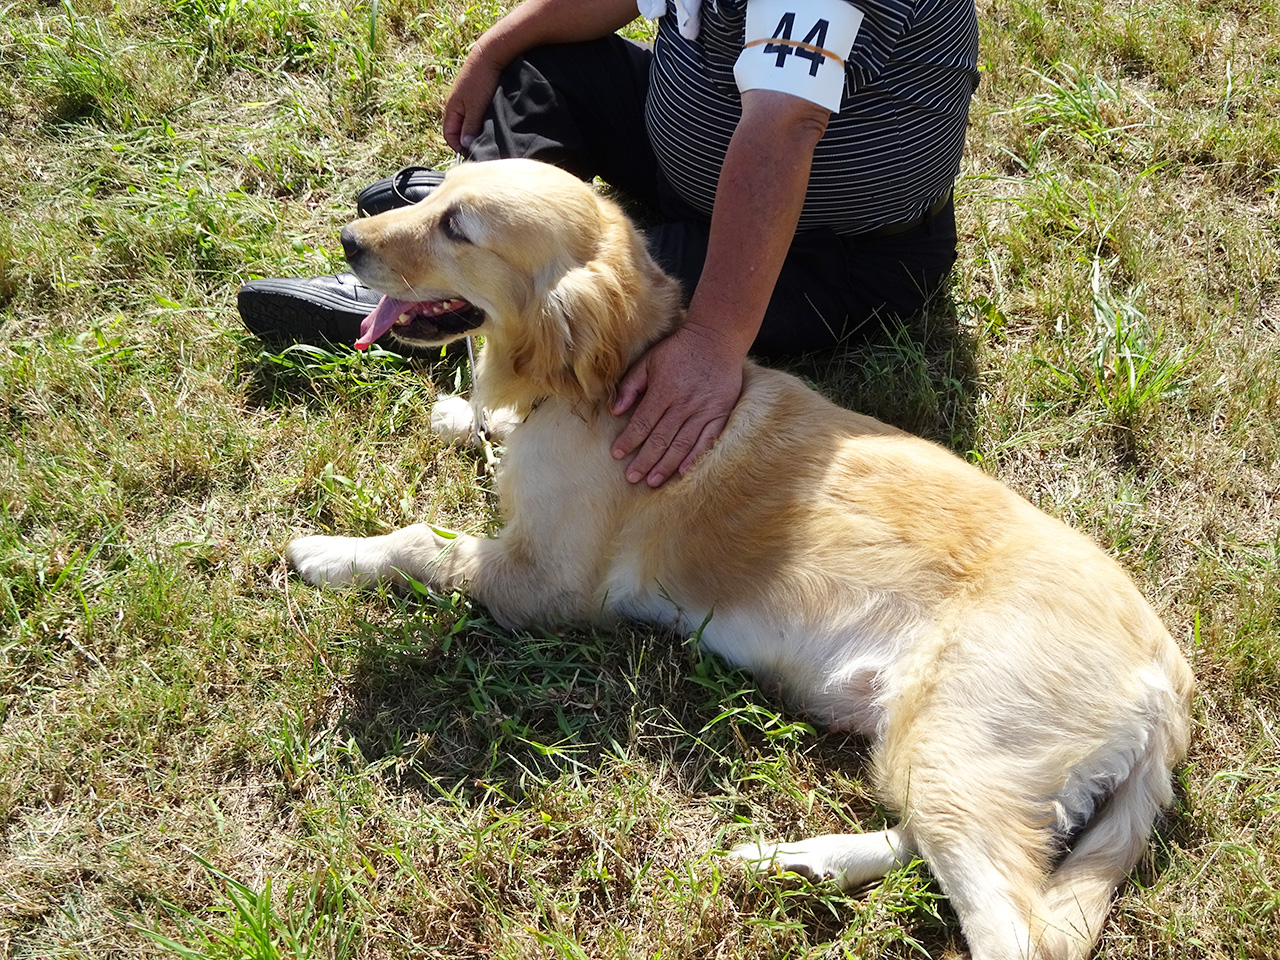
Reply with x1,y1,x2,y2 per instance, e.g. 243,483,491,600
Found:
340,225,364,266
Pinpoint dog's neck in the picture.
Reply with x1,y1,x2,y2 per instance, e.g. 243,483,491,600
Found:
473,227,685,418
475,308,683,418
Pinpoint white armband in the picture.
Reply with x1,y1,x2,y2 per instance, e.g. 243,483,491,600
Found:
733,0,864,113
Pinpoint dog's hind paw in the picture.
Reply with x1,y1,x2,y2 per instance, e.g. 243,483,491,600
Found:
728,830,911,891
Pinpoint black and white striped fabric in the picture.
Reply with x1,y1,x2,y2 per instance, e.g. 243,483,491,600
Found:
644,0,979,235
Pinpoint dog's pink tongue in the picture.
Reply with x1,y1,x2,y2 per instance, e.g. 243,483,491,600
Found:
354,296,411,350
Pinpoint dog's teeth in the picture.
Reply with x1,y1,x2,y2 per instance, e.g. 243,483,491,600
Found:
410,299,465,318
397,312,411,324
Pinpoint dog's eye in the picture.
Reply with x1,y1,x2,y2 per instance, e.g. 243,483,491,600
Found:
441,208,471,244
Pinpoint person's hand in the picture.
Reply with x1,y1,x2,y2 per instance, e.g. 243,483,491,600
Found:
441,0,642,153
443,45,506,154
610,324,747,488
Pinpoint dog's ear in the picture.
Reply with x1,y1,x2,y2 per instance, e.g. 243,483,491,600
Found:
539,260,634,403
509,201,677,407
503,275,577,399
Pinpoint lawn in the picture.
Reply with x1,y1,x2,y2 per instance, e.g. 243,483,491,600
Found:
1,1,1278,957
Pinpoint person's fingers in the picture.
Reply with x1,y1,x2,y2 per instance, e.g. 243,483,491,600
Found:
442,58,502,155
459,110,484,151
610,327,745,484
444,95,486,153
611,370,654,460
618,399,681,483
640,414,710,488
678,416,728,476
611,362,648,419
443,108,464,153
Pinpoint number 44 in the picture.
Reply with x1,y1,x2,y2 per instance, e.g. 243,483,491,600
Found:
763,13,830,77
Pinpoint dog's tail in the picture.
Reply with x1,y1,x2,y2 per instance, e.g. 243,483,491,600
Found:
887,639,1192,960
903,726,1188,960
1029,743,1177,955
1029,655,1193,958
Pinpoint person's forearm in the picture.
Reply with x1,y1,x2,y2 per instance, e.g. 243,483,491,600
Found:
472,0,640,68
687,90,830,355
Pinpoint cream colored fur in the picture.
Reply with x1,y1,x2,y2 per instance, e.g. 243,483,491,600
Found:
286,159,1194,960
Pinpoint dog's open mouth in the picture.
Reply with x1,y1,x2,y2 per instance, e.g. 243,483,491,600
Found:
354,295,485,350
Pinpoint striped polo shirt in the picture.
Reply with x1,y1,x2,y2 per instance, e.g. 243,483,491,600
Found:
644,0,979,235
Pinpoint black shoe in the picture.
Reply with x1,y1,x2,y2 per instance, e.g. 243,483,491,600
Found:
237,273,383,349
355,166,446,217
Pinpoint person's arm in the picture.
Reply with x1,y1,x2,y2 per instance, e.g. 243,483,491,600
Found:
444,0,641,153
610,88,831,486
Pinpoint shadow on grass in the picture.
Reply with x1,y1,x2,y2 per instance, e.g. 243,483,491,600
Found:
778,284,981,455
337,592,963,957
338,590,882,804
233,336,471,411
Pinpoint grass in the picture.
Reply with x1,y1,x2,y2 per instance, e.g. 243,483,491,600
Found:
1,0,1279,957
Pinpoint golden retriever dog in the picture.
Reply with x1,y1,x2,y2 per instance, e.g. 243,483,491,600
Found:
287,158,1193,960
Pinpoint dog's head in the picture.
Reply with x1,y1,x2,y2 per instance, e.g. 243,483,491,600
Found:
341,159,683,410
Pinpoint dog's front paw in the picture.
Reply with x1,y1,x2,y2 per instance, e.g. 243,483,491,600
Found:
429,395,477,445
286,535,376,589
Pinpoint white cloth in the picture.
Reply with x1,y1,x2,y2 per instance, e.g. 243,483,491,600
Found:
637,0,702,40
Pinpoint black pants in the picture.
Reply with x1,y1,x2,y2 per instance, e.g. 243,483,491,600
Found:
466,36,957,358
